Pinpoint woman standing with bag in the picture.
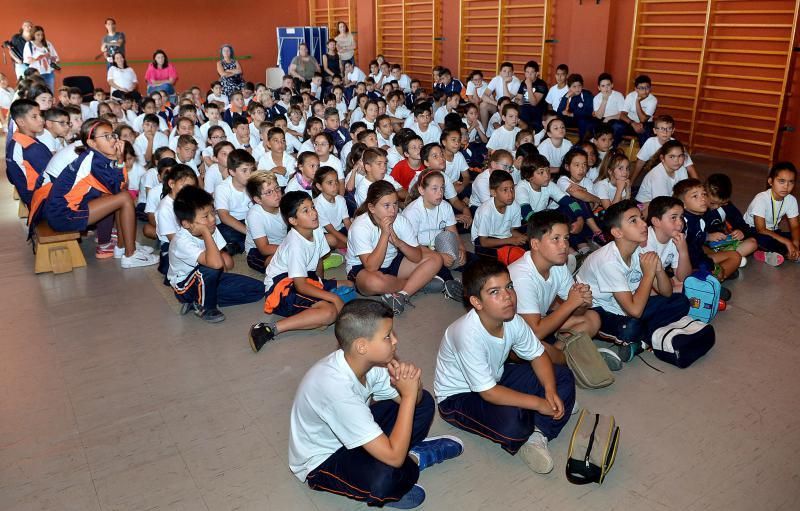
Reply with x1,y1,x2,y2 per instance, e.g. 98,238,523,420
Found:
22,25,59,92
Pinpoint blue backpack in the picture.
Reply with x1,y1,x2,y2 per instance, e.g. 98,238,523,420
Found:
683,270,721,323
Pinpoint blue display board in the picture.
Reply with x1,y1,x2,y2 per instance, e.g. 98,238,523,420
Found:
276,26,329,74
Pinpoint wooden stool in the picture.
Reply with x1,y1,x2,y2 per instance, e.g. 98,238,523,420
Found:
33,222,86,274
12,188,19,200
622,136,639,160
18,201,28,218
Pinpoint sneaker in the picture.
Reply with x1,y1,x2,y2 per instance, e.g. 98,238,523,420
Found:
113,245,125,259
739,256,747,268
754,250,784,267
120,249,159,268
597,346,624,371
385,484,426,509
95,241,116,259
179,302,198,316
519,431,554,474
409,435,464,471
136,242,155,254
322,252,344,270
249,322,276,352
421,276,445,294
443,279,464,303
381,293,406,315
199,308,225,323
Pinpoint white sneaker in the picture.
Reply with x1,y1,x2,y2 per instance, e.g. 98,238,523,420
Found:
739,256,747,268
136,242,155,254
113,245,126,259
120,249,159,268
519,431,554,474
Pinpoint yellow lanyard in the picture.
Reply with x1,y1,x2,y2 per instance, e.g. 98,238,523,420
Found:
770,191,784,229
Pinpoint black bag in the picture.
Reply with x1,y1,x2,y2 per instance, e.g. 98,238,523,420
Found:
650,316,715,368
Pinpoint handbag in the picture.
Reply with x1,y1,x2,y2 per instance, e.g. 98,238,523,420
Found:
557,329,614,389
566,409,620,485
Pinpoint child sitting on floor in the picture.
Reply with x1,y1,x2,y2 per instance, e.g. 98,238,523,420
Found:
471,169,526,260
244,171,287,273
743,163,800,265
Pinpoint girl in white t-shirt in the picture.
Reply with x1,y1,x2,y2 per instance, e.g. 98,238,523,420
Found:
465,70,488,105
537,117,573,171
244,172,287,272
594,150,631,209
143,158,176,240
345,180,443,315
635,140,689,207
285,152,319,195
745,162,800,264
312,132,345,193
313,166,351,250
556,148,604,246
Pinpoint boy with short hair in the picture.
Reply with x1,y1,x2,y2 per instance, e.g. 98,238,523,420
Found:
248,191,354,350
390,133,425,190
288,299,463,509
215,149,254,254
223,90,248,126
174,134,201,179
256,127,295,187
592,73,626,124
545,64,569,111
645,195,692,283
617,74,658,147
323,106,350,154
480,61,521,129
6,99,51,206
435,259,575,474
410,104,441,145
632,114,698,183
134,113,170,166
486,103,521,154
244,171,287,272
230,117,254,152
576,200,689,358
471,170,526,258
67,87,92,120
207,81,228,107
557,73,595,140
169,186,264,323
199,102,234,146
133,98,169,133
203,141,234,195
509,210,600,366
38,107,70,154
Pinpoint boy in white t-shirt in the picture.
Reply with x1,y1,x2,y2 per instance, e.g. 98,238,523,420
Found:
133,114,169,166
471,170,526,259
244,171,287,272
410,104,441,145
509,211,600,366
632,114,698,184
576,200,689,360
592,73,626,123
248,191,354,351
214,149,254,254
644,196,691,284
168,186,264,323
614,74,658,147
434,260,575,474
38,108,70,154
545,64,570,112
480,61,522,130
486,103,521,155
288,300,463,508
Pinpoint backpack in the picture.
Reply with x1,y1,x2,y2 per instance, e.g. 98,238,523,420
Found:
566,409,620,485
557,330,614,389
683,270,721,323
651,316,715,368
496,245,525,265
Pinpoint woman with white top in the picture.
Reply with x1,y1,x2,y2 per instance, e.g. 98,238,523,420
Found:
22,25,59,93
107,52,141,101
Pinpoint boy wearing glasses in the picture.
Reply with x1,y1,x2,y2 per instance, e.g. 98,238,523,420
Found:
244,170,287,272
632,114,698,184
615,74,658,147
38,107,71,154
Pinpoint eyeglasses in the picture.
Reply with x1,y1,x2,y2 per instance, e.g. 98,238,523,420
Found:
636,85,652,91
499,163,512,170
93,133,119,141
655,127,674,132
313,141,330,147
209,135,227,140
52,120,72,127
261,188,281,197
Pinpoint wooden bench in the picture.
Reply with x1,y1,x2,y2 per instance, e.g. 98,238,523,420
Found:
33,222,86,274
12,188,19,200
18,201,28,218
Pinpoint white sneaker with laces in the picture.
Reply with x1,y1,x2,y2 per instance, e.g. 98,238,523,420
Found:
136,242,155,254
120,248,159,268
113,245,126,259
519,430,554,474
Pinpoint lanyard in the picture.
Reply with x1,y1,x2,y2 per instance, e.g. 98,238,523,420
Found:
770,191,784,229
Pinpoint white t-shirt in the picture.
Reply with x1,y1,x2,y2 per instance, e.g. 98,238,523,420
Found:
107,66,138,93
433,105,450,126
167,227,227,285
140,168,160,202
537,138,573,168
545,84,569,110
144,185,162,214
444,152,468,184
401,196,456,248
319,154,344,180
635,163,689,204
198,120,234,147
133,132,170,166
386,146,404,173
433,309,544,402
155,195,179,243
206,93,229,106
289,350,398,481
265,227,330,285
387,104,410,120
354,173,403,207
314,194,349,232
486,126,521,153
486,111,502,138
203,164,225,195
132,113,168,133
407,171,457,201
43,141,81,182
576,242,644,317
594,178,630,202
244,204,287,253
127,162,146,197
257,151,296,187
514,180,565,213
644,226,680,271
557,175,596,197
623,92,658,123
471,199,522,241
345,213,418,273
285,177,314,195
214,178,252,220
486,75,522,101
509,253,573,315
636,137,694,167
411,123,442,145
346,67,367,84
592,91,626,119
37,129,65,154
744,189,800,231
466,80,488,99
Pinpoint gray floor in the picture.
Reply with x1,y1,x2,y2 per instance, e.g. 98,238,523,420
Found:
1,152,799,511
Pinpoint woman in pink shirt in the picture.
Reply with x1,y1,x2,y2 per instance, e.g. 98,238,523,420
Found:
144,49,178,97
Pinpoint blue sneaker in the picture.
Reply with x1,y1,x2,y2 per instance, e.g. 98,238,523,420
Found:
409,435,464,471
385,484,426,509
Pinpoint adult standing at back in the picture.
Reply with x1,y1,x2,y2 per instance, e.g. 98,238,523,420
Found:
334,22,356,67
100,18,126,70
217,44,244,96
6,21,34,80
22,25,59,93
145,49,178,97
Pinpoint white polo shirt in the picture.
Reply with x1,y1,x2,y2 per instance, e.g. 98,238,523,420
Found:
635,163,688,204
444,152,469,184
576,242,645,317
744,189,799,231
595,178,630,202
486,75,522,101
471,199,522,242
155,195,179,243
508,253,573,315
433,309,544,402
354,173,403,207
644,226,680,271
345,213,418,273
133,132,169,166
257,151,297,187
244,204,287,253
592,91,626,119
486,125,521,153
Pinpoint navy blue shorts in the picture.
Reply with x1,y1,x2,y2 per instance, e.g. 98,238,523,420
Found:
264,271,338,317
347,253,405,282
